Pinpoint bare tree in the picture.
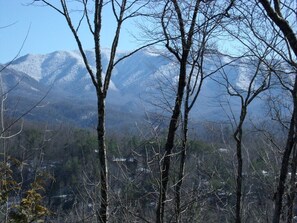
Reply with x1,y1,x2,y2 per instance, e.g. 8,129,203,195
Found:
32,0,154,222
147,1,235,222
174,39,233,222
254,1,297,222
218,52,272,222
218,1,297,221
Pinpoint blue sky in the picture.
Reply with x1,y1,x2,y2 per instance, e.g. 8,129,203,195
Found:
0,1,139,63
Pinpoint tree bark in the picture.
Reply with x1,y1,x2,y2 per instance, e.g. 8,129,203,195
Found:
256,2,297,222
156,1,200,221
174,106,189,223
287,145,297,223
273,79,297,223
96,94,108,223
156,59,188,223
234,107,246,223
258,0,297,57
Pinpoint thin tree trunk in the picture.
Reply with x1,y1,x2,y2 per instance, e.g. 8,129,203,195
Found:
273,77,297,223
155,0,223,221
156,1,200,221
235,130,243,223
273,111,295,223
175,107,188,223
287,145,297,223
156,59,188,223
96,95,108,223
255,1,297,222
234,108,246,223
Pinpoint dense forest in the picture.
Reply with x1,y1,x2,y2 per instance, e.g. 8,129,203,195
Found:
0,119,287,222
1,0,297,223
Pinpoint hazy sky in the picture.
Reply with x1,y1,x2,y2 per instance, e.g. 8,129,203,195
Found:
0,1,140,63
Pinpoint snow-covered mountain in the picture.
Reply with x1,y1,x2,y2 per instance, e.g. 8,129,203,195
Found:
9,49,172,104
3,48,275,128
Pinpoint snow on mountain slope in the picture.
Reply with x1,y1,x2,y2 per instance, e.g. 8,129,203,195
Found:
10,54,46,81
0,65,46,95
9,49,174,104
5,48,274,126
11,50,92,86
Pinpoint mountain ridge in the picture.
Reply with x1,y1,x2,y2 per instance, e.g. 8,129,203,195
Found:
2,48,274,128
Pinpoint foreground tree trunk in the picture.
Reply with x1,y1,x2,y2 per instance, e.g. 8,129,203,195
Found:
156,2,200,222
256,1,297,222
287,145,297,223
97,95,108,222
273,79,297,223
155,1,234,222
174,107,188,223
156,59,189,223
234,109,245,223
174,36,210,222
